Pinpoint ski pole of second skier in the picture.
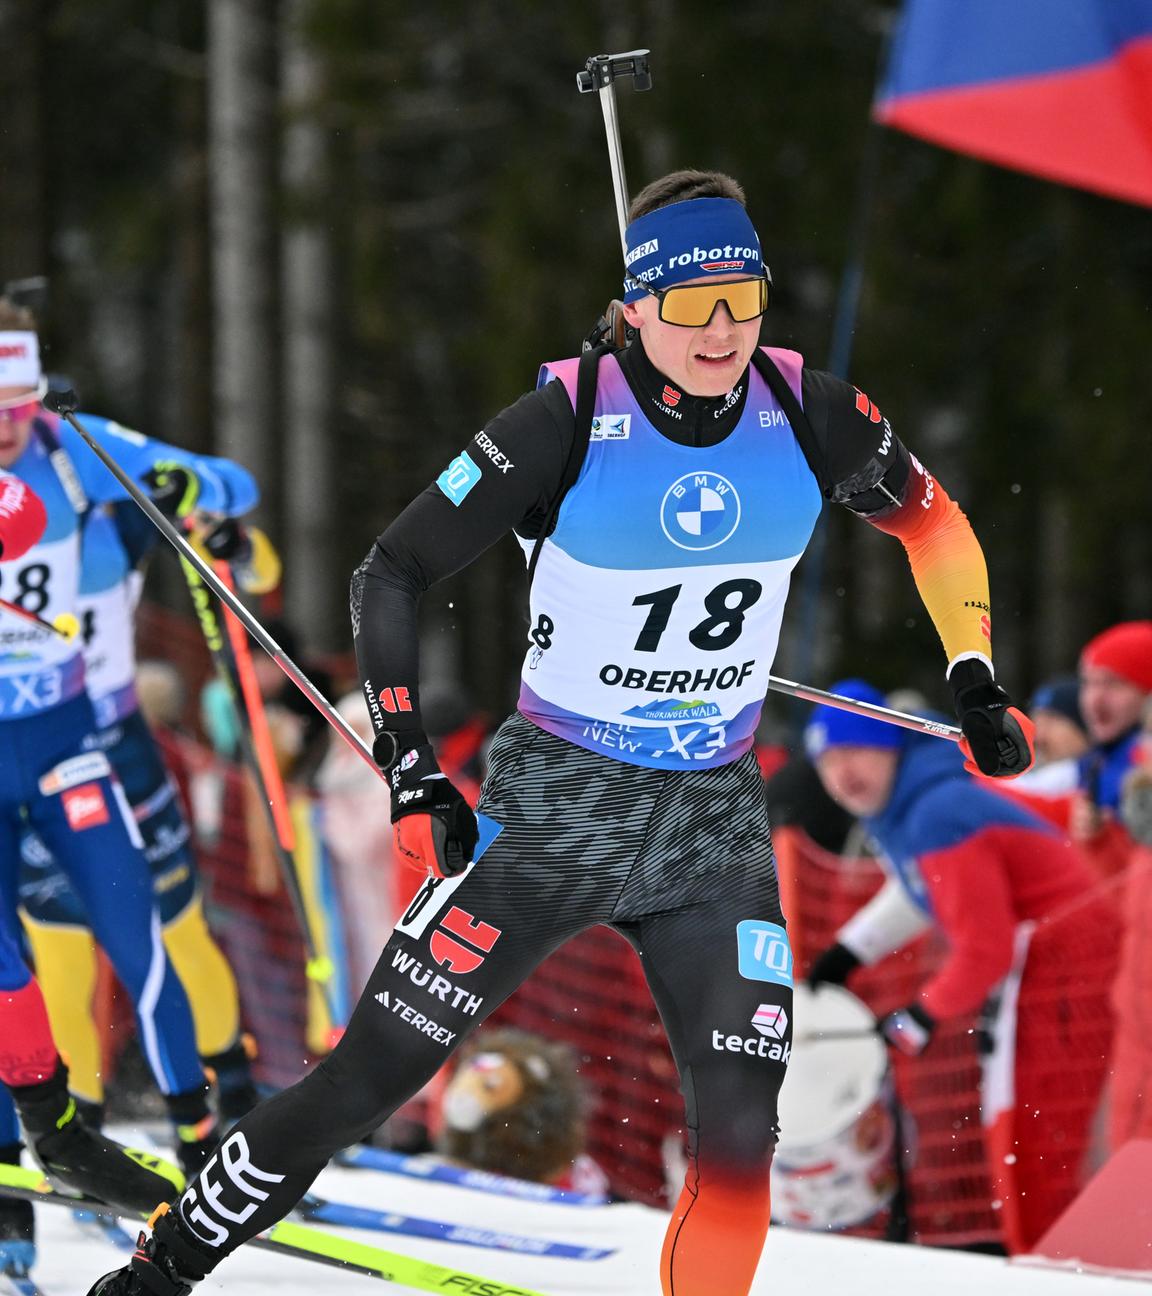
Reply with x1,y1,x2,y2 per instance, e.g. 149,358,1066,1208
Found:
43,389,386,783
0,596,79,641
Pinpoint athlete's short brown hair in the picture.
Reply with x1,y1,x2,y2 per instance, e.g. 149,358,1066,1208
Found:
627,170,747,223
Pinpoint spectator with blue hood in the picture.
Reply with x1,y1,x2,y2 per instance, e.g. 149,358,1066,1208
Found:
805,680,1117,1253
1014,675,1088,795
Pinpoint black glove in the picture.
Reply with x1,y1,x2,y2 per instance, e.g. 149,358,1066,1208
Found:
144,462,200,520
200,516,251,563
806,942,862,989
948,659,1035,779
878,1003,936,1056
377,734,478,879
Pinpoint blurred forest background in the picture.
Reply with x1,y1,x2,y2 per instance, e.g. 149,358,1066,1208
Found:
2,0,1149,724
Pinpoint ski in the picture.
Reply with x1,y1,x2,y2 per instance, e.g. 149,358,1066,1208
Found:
335,1146,608,1207
0,1275,48,1296
71,1208,136,1250
298,1192,614,1260
0,1164,554,1295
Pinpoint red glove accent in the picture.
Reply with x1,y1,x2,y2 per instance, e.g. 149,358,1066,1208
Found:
0,475,48,562
959,706,1036,780
394,814,447,879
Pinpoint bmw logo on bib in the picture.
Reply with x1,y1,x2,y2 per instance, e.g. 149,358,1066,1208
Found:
660,471,741,551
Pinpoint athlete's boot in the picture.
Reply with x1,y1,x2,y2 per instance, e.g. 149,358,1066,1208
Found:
10,1063,182,1216
8,1057,181,1218
164,1089,218,1178
74,1097,106,1131
201,1037,259,1126
87,1206,210,1296
0,1144,34,1278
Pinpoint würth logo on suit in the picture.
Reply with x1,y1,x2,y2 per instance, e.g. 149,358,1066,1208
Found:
430,906,502,975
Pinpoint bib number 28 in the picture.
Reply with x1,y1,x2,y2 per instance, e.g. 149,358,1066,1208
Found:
0,562,52,616
632,578,762,653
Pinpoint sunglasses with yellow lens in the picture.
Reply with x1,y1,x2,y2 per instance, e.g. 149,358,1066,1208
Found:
634,275,771,328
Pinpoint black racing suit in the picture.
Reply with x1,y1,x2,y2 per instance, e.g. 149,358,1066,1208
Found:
160,341,922,1296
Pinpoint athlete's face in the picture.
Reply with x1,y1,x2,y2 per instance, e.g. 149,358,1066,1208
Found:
622,275,762,397
0,387,38,469
1079,664,1147,745
815,746,900,817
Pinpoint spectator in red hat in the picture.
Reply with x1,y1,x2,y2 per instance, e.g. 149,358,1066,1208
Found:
1071,622,1152,877
1074,623,1152,1150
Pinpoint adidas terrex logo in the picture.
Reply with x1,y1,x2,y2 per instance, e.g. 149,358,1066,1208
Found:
472,431,514,473
390,947,484,1015
373,989,458,1046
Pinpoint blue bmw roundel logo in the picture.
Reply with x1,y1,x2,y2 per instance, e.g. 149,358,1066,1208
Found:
660,471,741,550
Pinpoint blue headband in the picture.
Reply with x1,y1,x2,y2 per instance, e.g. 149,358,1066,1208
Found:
622,197,764,302
804,680,907,757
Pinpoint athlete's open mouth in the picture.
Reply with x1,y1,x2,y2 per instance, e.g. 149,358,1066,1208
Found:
695,349,737,365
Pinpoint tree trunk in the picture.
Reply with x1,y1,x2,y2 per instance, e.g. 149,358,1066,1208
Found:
208,0,279,524
280,0,338,647
0,1,48,289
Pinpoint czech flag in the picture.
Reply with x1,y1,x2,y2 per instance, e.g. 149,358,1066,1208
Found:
875,0,1152,207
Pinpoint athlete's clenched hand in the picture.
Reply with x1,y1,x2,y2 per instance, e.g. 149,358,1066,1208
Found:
144,461,201,520
948,659,1035,779
376,736,478,879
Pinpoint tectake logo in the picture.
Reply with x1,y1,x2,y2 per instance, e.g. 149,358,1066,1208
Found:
660,471,741,551
909,452,935,510
712,1003,791,1063
752,1003,788,1039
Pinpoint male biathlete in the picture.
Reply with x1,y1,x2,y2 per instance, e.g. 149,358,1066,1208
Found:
90,171,1033,1296
17,487,271,1131
0,468,181,1276
0,301,257,1181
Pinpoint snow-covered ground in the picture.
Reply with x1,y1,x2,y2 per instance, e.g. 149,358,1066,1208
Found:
24,1143,1144,1296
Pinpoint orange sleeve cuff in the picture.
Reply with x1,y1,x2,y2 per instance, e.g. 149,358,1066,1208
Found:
867,459,992,665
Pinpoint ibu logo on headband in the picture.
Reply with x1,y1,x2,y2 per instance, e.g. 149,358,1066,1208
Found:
623,197,764,302
0,331,43,392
